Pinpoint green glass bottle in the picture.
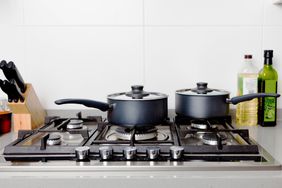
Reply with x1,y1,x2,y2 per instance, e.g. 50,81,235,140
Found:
258,50,278,126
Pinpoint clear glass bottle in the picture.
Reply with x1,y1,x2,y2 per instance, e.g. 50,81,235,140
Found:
236,55,259,126
258,50,278,126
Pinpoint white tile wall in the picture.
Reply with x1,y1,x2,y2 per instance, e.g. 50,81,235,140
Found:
0,0,23,25
262,26,282,97
0,0,281,109
144,26,262,108
23,27,143,108
144,0,264,26
264,0,282,26
0,26,24,63
23,0,143,25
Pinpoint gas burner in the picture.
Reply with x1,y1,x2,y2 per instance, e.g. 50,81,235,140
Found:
105,126,170,142
47,134,61,146
60,132,84,145
202,133,227,146
190,120,217,130
115,127,158,141
67,119,83,130
191,120,208,129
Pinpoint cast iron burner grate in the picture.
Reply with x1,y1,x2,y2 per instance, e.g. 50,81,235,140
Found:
2,113,271,163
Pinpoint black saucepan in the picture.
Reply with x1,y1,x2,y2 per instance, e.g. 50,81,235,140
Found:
55,85,168,128
175,82,280,119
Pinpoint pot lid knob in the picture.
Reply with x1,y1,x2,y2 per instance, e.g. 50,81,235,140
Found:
131,85,144,93
126,85,149,99
191,82,213,94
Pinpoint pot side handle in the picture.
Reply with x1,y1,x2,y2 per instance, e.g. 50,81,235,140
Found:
227,93,280,105
55,98,110,112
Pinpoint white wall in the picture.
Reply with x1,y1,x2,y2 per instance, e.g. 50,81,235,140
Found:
0,0,281,109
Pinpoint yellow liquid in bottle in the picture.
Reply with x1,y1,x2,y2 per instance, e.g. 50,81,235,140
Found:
236,73,258,126
236,99,258,126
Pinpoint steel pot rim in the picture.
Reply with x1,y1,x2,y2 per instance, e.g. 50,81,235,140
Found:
108,93,168,101
176,82,230,96
176,88,230,96
108,92,168,101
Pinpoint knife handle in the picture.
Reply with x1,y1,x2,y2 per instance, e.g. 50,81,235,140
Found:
0,79,8,101
7,61,26,93
0,60,7,69
2,80,25,103
9,79,25,102
1,80,16,102
0,60,13,80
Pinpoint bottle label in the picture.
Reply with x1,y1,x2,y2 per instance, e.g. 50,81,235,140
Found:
263,80,277,122
242,77,257,95
238,76,258,95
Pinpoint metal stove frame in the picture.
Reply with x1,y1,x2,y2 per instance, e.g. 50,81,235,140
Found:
2,113,281,171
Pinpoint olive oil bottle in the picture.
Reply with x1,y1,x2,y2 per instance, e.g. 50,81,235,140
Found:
258,50,278,126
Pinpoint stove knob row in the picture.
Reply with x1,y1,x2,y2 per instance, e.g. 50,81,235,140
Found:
95,146,183,161
98,146,162,160
75,146,90,160
99,146,113,160
170,146,184,160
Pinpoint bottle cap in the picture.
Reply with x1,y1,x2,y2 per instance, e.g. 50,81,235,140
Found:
264,50,273,58
244,55,252,59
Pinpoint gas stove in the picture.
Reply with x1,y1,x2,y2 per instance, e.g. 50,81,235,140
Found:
2,112,281,170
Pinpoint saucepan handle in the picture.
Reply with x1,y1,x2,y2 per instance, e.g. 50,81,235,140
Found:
227,93,280,105
55,98,111,112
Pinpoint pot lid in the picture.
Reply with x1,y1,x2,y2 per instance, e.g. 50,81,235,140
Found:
176,82,229,96
107,85,168,100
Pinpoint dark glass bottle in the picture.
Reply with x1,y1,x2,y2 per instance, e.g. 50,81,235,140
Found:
258,50,278,126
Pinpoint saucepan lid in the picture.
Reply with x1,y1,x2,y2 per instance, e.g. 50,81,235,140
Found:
176,82,229,96
108,85,168,101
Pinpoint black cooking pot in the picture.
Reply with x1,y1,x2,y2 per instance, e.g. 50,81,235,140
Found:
55,85,168,128
175,82,280,119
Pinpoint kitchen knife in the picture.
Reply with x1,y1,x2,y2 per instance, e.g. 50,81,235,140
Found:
0,60,11,79
0,60,7,68
9,79,25,102
7,61,27,93
0,80,15,102
0,79,4,95
1,80,25,103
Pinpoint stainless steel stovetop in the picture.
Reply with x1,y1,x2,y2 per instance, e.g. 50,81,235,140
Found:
1,112,281,171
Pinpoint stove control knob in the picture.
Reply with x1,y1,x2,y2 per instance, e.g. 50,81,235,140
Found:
147,147,160,160
75,146,90,160
99,146,113,160
170,146,184,160
123,146,137,160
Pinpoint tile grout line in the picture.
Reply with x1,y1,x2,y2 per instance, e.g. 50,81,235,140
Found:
142,0,146,86
260,0,265,57
17,25,280,27
22,0,25,25
22,0,27,67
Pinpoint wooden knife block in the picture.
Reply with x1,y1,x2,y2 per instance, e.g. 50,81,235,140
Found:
8,84,46,131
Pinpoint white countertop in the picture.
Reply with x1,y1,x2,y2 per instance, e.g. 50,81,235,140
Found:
0,110,282,188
